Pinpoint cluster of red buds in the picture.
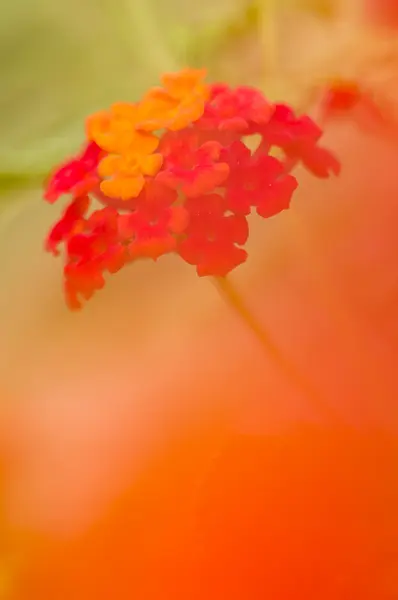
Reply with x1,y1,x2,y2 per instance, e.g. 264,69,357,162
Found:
44,68,340,310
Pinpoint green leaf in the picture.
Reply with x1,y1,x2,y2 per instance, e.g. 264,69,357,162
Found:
0,0,179,182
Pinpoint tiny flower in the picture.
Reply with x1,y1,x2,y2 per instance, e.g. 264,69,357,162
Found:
259,104,341,177
98,150,163,200
43,68,340,309
157,130,229,197
197,83,273,133
140,68,209,132
86,102,163,200
45,195,90,255
123,205,188,261
63,207,127,310
86,105,160,154
162,68,209,103
221,141,297,216
178,194,249,277
300,145,341,179
260,104,322,147
255,173,298,219
44,142,102,203
116,179,186,260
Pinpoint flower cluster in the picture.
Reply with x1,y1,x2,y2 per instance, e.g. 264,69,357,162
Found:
44,68,340,310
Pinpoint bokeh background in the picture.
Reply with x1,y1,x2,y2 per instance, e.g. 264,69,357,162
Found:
1,0,398,598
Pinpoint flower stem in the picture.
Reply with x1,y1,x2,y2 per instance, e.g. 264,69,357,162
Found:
214,276,342,423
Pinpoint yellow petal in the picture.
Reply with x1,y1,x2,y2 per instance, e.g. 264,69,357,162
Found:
161,68,207,100
98,155,121,178
168,97,205,131
140,153,163,176
111,102,140,120
101,174,144,200
129,131,159,155
86,110,110,141
119,175,145,200
100,178,121,198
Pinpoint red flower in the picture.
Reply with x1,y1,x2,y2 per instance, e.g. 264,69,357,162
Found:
178,194,249,276
63,207,126,310
260,104,322,146
197,84,273,134
300,145,341,179
45,195,90,255
44,142,103,203
121,205,188,261
157,130,229,197
255,174,298,218
259,104,341,177
221,141,298,216
116,180,188,261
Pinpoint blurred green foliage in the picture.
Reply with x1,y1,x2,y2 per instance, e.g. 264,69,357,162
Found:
0,0,177,186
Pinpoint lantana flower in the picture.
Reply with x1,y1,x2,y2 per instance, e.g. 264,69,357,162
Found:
42,67,341,412
44,68,339,311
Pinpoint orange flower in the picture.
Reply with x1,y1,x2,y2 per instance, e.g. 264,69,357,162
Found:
83,70,210,203
87,69,209,148
162,68,208,101
139,68,210,132
86,104,162,200
86,106,159,155
98,151,163,200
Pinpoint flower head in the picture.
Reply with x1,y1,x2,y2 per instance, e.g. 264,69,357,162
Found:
43,68,339,309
